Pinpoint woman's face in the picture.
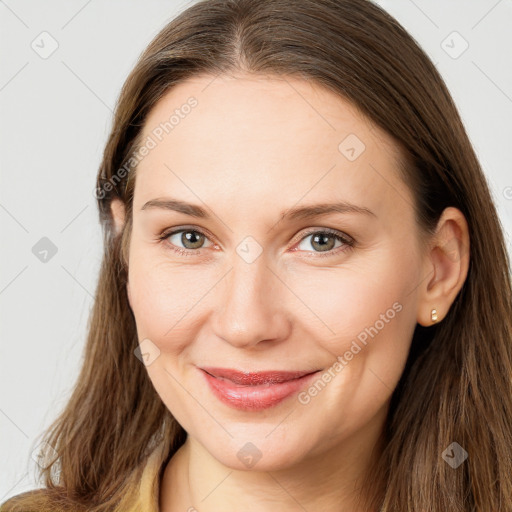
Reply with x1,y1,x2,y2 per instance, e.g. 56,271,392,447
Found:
121,73,427,471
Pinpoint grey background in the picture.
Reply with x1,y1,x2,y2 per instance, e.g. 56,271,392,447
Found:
1,0,511,501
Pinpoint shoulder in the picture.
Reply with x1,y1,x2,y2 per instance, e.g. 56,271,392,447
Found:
0,488,53,511
0,487,86,512
135,443,169,512
1,443,170,512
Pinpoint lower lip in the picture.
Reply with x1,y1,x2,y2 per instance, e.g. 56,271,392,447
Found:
200,369,320,411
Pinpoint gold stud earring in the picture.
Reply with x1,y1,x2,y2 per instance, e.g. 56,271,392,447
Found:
431,308,438,324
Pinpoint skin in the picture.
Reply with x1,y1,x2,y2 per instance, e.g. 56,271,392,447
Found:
110,72,470,512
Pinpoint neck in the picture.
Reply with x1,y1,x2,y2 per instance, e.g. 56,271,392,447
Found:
160,407,387,512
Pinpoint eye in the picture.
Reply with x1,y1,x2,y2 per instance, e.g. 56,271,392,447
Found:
159,227,214,256
293,228,354,257
158,226,354,258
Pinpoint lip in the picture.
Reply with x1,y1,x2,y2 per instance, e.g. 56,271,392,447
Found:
199,367,321,411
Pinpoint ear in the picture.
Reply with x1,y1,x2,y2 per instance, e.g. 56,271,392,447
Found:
110,198,132,305
416,206,470,326
110,198,126,237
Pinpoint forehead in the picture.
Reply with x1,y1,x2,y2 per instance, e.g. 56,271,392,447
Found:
133,73,412,222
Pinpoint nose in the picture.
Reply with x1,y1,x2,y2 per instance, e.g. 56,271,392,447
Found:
211,254,291,349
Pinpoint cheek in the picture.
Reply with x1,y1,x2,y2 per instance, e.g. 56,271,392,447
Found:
127,248,216,352
290,250,417,354
290,253,418,442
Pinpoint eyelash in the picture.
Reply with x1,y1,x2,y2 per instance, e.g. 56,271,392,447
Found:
158,226,355,259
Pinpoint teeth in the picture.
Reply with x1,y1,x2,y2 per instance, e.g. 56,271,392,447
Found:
216,376,284,386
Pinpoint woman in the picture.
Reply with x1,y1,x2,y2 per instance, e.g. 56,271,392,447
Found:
2,0,511,510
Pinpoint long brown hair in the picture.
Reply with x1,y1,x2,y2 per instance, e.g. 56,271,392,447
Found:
2,0,511,510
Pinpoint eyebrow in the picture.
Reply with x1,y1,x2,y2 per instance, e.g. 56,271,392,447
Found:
140,198,376,221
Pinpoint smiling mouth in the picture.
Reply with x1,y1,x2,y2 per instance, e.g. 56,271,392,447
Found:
199,367,321,410
200,367,319,385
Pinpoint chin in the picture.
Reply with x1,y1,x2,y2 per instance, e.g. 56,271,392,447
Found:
204,432,312,472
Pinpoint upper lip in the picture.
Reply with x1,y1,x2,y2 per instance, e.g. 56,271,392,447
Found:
200,367,319,385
